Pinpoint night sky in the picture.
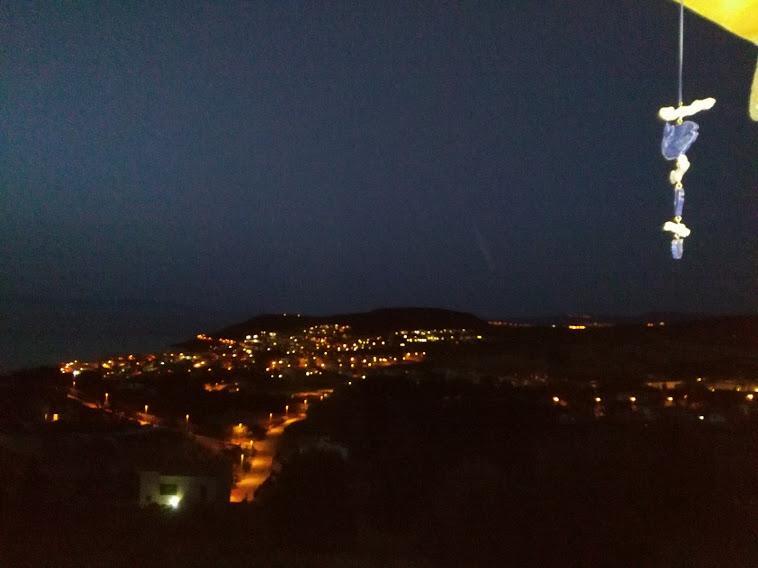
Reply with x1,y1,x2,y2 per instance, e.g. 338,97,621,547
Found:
2,0,756,320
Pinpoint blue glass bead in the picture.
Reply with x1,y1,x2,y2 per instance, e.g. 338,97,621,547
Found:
671,237,683,259
673,188,685,218
661,121,699,160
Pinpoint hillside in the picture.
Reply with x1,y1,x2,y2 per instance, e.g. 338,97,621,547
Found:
208,307,489,339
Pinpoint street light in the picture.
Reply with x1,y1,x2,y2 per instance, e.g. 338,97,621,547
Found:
144,404,149,414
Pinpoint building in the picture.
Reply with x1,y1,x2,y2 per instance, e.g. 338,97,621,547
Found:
134,431,232,507
645,379,685,390
139,470,230,507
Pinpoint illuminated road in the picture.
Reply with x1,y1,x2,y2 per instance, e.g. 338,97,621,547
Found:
66,386,326,503
230,414,305,502
67,391,159,426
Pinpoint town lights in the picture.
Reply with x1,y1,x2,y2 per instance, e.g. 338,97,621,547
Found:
629,396,637,403
168,495,181,509
747,394,754,401
594,397,602,403
551,396,560,403
144,404,149,413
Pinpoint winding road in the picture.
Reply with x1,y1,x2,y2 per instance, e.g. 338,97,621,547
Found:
230,414,305,502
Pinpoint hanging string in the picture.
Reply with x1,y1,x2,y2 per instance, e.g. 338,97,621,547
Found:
677,0,684,107
660,0,715,259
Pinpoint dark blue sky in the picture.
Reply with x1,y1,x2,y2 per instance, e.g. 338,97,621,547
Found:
2,0,756,319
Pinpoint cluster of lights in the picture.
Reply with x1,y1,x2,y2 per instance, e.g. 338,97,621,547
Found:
488,321,535,328
396,328,483,345
203,381,240,393
548,387,758,423
61,321,446,381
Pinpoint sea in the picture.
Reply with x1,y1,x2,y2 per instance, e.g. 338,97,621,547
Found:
0,297,238,373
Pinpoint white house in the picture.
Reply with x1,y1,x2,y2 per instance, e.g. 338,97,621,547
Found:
139,470,230,507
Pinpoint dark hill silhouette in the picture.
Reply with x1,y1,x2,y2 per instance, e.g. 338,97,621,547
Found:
206,308,488,339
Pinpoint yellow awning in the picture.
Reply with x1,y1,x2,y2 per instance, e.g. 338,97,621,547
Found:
683,0,758,44
675,1,758,119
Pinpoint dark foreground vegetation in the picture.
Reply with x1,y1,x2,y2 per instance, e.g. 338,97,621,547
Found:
2,375,756,567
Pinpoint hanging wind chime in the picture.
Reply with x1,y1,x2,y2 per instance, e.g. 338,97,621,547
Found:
658,0,715,259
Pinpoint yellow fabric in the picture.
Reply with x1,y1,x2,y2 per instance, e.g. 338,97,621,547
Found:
681,0,758,44
674,2,758,119
751,56,758,120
